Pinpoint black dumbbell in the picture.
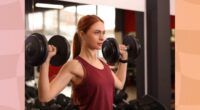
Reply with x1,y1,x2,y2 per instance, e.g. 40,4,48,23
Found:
102,35,141,65
113,90,129,110
126,100,139,110
35,98,49,110
127,95,168,110
114,90,128,105
25,33,70,66
65,102,79,110
56,94,70,107
25,84,38,99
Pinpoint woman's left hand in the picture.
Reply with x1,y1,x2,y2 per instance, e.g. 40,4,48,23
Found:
119,44,128,60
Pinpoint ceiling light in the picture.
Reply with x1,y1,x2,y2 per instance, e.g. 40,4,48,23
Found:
35,3,64,9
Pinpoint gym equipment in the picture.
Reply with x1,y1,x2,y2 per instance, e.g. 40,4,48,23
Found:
123,35,141,64
25,33,48,66
126,95,168,110
25,63,34,81
102,36,141,65
48,35,71,66
35,98,58,110
25,33,70,66
102,38,120,65
25,85,38,99
35,98,48,110
113,90,129,110
56,94,70,107
64,102,79,110
114,90,128,105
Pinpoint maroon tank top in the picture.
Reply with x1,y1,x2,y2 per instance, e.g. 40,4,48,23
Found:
72,56,114,110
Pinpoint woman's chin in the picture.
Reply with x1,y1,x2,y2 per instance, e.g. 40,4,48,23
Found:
95,47,102,50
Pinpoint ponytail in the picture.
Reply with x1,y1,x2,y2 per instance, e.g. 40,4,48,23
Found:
73,32,81,59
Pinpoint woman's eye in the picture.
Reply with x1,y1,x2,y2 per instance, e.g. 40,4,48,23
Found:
95,31,100,34
94,31,105,35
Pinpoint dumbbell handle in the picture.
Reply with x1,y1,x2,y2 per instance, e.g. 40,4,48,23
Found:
122,99,129,104
125,45,130,51
113,99,129,109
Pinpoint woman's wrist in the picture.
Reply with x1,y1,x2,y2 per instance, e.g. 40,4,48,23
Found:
43,57,51,64
119,58,128,63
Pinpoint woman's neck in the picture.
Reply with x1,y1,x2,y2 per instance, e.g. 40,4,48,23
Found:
79,46,98,61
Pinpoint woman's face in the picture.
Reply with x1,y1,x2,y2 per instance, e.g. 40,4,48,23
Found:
82,21,105,50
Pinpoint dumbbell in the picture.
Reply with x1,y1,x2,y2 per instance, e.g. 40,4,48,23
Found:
114,90,128,105
56,94,71,107
127,95,167,110
102,35,141,65
34,98,49,110
64,102,79,110
25,33,70,66
34,97,58,110
25,84,38,99
113,90,129,110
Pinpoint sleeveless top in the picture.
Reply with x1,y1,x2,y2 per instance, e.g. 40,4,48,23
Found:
72,56,114,110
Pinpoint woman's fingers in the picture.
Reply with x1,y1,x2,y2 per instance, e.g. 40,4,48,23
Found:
119,44,128,51
118,44,128,60
48,45,57,52
47,45,57,59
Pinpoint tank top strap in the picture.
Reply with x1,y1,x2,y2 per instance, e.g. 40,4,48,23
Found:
75,56,88,66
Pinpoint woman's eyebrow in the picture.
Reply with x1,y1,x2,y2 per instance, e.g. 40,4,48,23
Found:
94,30,105,33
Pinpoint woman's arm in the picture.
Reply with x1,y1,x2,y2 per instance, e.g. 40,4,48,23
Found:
112,44,128,90
112,62,127,90
38,45,75,102
38,60,75,102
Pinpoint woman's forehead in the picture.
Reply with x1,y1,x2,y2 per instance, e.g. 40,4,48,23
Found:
89,21,105,31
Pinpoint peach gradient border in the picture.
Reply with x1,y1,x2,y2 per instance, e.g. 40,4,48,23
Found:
176,0,200,109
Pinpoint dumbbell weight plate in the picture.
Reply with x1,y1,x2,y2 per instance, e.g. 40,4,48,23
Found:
56,94,70,107
48,35,71,66
102,38,120,65
25,33,48,66
123,35,141,63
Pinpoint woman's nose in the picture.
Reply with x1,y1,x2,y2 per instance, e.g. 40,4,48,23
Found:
99,33,104,41
99,36,104,42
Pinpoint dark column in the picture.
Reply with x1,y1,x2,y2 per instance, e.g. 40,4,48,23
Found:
146,0,171,109
135,11,145,99
115,9,124,33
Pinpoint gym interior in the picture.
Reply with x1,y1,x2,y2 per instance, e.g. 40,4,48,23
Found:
25,0,175,110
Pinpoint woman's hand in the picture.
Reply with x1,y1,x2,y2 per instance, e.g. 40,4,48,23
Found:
46,45,57,61
119,44,128,60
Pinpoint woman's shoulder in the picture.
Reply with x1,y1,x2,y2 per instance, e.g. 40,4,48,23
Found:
63,59,83,75
64,59,82,68
99,58,107,64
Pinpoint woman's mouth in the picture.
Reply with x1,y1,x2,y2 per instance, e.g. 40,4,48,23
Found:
98,43,103,46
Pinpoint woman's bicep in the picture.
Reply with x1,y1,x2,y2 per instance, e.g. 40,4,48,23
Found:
48,63,74,99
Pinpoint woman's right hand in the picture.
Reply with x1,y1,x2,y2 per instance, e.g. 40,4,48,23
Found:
46,45,57,61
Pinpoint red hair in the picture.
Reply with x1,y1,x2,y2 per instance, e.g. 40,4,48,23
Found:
72,15,104,59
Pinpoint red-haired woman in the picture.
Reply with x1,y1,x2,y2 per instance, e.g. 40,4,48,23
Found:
38,15,128,110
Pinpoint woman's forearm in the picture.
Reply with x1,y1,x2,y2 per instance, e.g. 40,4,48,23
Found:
115,62,127,89
38,58,51,102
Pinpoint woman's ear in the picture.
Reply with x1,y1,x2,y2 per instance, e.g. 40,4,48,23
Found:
79,31,85,38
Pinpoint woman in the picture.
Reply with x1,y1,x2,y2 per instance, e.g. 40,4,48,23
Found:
38,15,128,110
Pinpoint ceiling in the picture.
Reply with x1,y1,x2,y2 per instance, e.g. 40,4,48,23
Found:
25,0,84,14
